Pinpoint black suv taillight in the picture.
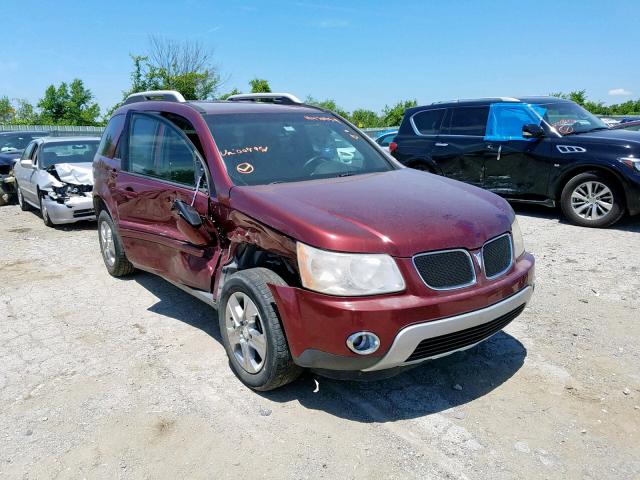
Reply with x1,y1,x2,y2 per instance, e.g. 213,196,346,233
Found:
389,141,397,154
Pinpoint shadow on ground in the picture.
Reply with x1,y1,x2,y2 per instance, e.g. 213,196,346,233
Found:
133,271,527,423
512,203,640,233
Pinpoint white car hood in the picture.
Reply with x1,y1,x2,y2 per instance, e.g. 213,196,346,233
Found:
37,162,94,190
53,162,93,185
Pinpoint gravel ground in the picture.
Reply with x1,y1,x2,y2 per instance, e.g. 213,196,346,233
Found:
0,203,639,480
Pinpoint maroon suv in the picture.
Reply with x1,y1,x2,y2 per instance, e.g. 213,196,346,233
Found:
93,91,535,391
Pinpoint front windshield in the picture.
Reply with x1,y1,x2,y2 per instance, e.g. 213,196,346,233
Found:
537,102,608,136
40,141,99,168
205,112,394,186
0,133,41,153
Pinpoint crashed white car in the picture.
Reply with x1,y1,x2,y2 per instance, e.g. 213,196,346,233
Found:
13,137,99,226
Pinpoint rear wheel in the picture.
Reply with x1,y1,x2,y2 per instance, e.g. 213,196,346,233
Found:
560,172,625,228
219,268,301,391
98,210,135,277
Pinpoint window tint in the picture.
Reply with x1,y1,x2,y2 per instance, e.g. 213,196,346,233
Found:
412,109,445,135
447,107,489,136
98,114,125,158
127,114,197,186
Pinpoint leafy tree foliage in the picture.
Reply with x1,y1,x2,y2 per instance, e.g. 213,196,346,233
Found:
0,96,15,123
249,78,271,93
350,109,382,128
382,100,418,127
37,79,100,125
551,90,640,115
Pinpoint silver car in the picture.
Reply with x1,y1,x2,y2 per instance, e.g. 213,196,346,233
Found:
13,137,99,226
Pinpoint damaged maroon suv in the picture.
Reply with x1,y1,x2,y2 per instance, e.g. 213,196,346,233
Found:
93,91,535,391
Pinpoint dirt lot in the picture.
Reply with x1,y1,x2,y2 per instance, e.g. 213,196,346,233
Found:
0,204,639,480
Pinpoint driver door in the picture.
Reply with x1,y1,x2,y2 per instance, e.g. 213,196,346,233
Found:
114,112,220,291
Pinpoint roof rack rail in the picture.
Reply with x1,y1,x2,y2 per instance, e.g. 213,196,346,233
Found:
123,90,186,105
226,93,302,105
431,97,521,105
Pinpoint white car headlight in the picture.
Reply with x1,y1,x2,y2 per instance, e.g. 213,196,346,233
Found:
297,242,405,296
511,217,525,259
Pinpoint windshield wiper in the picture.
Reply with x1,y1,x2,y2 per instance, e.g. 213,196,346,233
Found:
338,172,355,177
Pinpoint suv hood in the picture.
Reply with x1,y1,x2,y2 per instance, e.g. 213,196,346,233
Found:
229,169,513,257
0,151,21,167
565,128,640,145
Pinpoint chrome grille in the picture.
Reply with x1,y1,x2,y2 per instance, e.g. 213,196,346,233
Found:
413,249,475,290
482,234,513,279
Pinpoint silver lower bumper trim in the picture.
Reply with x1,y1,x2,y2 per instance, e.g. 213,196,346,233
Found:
363,286,533,371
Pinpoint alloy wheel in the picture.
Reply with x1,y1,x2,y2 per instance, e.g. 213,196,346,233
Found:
225,292,267,374
99,220,116,266
570,181,614,221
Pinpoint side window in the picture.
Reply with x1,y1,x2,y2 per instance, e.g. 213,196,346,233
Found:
485,104,543,141
411,109,445,135
156,125,197,184
98,114,125,158
127,113,198,186
446,107,489,136
128,115,158,176
21,142,37,160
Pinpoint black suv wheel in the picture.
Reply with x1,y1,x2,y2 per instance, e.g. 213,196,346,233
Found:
219,268,301,391
560,171,625,228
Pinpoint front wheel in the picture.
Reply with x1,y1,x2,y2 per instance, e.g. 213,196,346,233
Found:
39,194,55,227
219,268,302,391
98,210,135,277
560,172,625,228
17,184,29,211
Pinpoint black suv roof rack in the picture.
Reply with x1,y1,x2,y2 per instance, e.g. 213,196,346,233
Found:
431,97,521,105
226,93,302,105
124,90,187,105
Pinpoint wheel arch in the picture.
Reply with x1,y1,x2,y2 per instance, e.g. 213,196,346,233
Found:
554,164,628,209
405,157,440,174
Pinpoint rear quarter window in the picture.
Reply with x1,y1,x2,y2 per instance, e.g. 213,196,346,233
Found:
411,109,445,135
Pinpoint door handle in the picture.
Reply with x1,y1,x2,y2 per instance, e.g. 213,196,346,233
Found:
434,142,448,147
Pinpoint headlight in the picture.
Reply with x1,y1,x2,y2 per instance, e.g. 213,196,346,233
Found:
618,156,640,172
511,217,525,259
296,242,405,296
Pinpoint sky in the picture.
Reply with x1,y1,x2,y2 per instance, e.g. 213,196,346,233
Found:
1,0,638,115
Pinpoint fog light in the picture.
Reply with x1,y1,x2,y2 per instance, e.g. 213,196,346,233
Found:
346,332,380,355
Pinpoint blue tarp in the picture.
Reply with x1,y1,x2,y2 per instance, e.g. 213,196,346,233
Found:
485,103,547,141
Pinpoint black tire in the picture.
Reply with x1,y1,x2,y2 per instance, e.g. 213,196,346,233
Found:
410,162,433,173
17,184,29,211
39,193,55,227
97,210,135,277
560,171,625,228
218,268,302,391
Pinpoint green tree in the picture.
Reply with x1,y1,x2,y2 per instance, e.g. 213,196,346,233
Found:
121,37,223,104
305,96,350,118
218,88,242,100
382,99,417,127
350,109,382,128
0,96,15,123
13,99,39,125
37,80,100,125
249,78,271,93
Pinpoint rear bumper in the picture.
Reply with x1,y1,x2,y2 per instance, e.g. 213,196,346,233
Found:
42,195,96,224
270,252,535,372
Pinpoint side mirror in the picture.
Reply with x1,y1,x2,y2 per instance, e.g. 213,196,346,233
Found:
522,124,545,139
173,199,202,228
20,159,33,168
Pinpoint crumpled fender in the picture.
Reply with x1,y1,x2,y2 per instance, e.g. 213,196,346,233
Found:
36,170,64,191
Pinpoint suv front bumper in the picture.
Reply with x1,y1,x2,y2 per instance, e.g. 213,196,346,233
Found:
269,252,535,373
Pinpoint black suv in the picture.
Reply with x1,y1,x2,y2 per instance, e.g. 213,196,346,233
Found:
391,97,640,227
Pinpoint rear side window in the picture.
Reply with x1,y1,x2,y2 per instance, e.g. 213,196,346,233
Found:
411,109,445,135
127,113,197,186
98,114,125,158
445,107,489,136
